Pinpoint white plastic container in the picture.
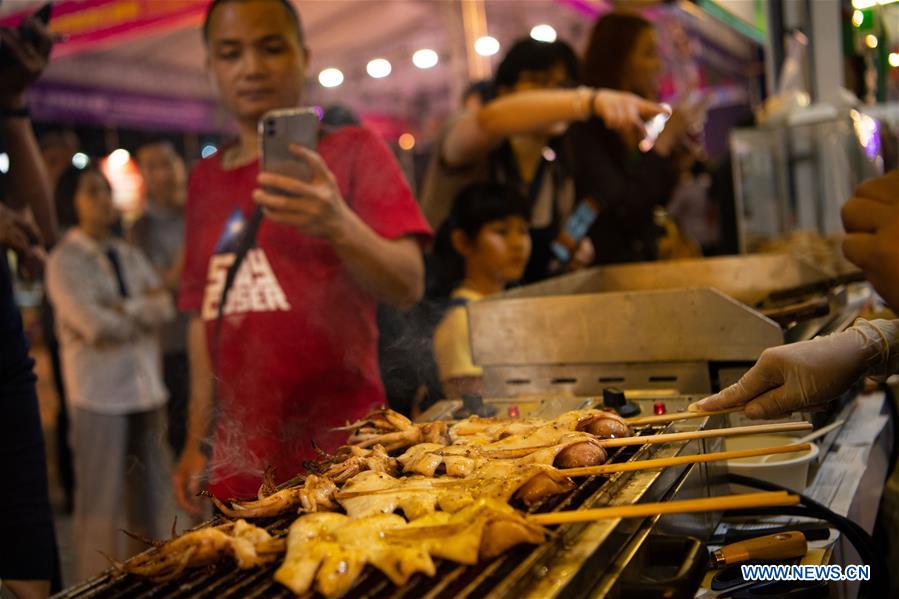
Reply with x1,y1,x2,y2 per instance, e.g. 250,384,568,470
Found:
725,434,819,493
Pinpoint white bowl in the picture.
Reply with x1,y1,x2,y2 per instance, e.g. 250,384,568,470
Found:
725,434,819,493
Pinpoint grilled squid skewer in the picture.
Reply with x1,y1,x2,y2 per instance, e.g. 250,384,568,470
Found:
206,445,398,519
117,520,283,582
341,408,632,452
274,498,544,598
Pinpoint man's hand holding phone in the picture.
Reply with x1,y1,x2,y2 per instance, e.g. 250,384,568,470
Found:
253,144,352,243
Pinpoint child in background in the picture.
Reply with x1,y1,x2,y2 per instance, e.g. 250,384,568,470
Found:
431,182,532,398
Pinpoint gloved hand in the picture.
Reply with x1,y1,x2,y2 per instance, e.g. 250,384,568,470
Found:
690,319,899,419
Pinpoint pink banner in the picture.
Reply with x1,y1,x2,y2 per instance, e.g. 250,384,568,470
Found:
1,0,208,58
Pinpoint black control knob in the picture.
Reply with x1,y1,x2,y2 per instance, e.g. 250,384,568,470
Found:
454,394,496,419
602,387,641,418
603,387,627,409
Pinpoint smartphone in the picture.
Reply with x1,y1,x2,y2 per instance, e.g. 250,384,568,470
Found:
259,107,319,183
639,103,671,153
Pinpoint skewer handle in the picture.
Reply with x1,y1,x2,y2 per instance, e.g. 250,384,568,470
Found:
528,491,799,525
597,421,812,448
561,443,813,477
626,407,743,426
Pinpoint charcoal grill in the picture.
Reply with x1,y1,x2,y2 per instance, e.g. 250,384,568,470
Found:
54,395,726,599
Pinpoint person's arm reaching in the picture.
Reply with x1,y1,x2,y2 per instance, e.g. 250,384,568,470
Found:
172,314,212,516
254,145,424,309
442,88,666,167
0,17,57,246
690,319,899,419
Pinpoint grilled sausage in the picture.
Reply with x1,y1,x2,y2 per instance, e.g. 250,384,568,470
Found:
576,413,632,439
553,441,607,469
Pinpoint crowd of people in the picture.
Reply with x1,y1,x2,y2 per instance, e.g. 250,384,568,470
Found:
0,0,897,595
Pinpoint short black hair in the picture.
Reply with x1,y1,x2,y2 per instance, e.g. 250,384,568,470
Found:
428,181,531,297
202,0,305,45
494,38,579,90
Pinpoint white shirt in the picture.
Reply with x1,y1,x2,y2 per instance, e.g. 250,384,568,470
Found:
46,229,175,414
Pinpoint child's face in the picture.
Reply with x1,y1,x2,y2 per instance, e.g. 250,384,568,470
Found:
466,215,532,283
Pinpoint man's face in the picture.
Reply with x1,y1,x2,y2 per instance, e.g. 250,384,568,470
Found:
205,0,307,125
138,144,186,208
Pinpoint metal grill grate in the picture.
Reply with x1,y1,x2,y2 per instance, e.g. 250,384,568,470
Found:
54,427,669,599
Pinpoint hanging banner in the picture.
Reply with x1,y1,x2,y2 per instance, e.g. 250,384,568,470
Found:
0,0,207,58
26,81,222,132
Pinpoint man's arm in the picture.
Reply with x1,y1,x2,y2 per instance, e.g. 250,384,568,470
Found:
254,146,425,309
172,314,213,516
330,212,423,309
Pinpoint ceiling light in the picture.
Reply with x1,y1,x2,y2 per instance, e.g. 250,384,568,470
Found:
530,24,557,43
412,49,439,69
865,34,878,49
0,153,8,174
474,36,500,57
318,68,344,88
889,52,899,68
366,58,392,79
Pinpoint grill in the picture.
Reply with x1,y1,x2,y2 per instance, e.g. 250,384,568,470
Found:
54,396,723,599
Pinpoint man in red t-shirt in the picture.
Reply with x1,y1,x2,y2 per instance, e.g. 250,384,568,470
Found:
173,0,431,513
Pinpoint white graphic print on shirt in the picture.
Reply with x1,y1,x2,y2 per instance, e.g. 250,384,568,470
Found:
201,248,291,320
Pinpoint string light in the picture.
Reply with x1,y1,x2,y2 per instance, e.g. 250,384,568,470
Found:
366,58,392,79
412,49,438,69
72,152,89,169
398,133,415,151
474,36,500,57
318,68,344,88
530,24,557,42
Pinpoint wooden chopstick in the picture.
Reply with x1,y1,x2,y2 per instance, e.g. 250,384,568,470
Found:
626,407,743,426
560,443,813,477
527,491,799,526
335,444,812,499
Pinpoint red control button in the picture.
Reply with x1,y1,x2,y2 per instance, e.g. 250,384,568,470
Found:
508,405,520,418
653,402,666,415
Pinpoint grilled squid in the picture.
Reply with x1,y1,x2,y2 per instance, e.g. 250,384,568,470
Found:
117,519,283,582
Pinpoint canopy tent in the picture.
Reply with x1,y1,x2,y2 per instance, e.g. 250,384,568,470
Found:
2,0,760,140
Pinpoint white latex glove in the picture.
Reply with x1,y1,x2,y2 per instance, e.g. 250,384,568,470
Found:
690,319,899,419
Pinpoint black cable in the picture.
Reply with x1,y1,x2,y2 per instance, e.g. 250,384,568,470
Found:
727,473,887,598
203,206,265,453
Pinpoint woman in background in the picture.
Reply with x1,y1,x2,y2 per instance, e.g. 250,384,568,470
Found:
422,37,663,282
47,165,175,579
570,12,706,265
431,182,531,398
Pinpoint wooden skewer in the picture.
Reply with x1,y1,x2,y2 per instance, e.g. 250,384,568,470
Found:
561,443,813,477
527,491,799,526
596,421,812,448
479,421,812,458
626,407,743,426
335,444,812,499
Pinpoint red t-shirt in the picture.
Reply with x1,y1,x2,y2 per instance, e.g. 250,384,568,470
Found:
179,126,431,499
